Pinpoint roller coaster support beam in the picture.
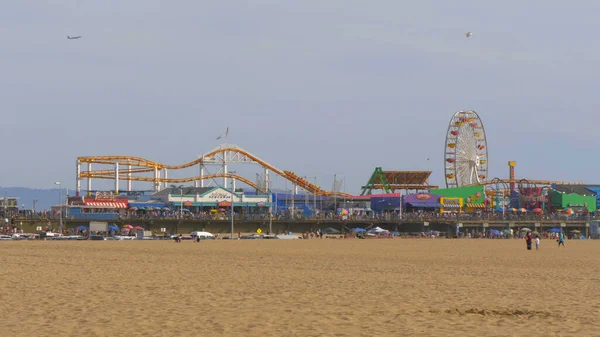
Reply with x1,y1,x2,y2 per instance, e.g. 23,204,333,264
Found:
291,184,295,216
87,163,92,196
154,167,159,192
223,150,228,188
76,160,81,197
163,169,168,190
265,168,270,191
127,165,132,192
114,162,119,194
199,160,204,188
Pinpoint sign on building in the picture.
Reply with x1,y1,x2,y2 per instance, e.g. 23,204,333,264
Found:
207,192,230,199
90,221,108,232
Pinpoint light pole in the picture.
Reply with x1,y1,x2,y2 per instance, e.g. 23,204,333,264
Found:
341,175,346,211
304,176,317,218
229,171,236,239
398,190,403,219
268,191,272,234
313,177,317,217
55,182,62,232
266,179,272,234
333,174,337,217
170,184,184,234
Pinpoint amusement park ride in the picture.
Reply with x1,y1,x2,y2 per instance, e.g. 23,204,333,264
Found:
75,110,581,201
444,110,488,188
442,110,580,208
76,144,352,198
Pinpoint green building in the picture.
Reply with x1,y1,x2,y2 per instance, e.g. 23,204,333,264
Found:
430,185,485,203
550,190,596,212
430,185,486,212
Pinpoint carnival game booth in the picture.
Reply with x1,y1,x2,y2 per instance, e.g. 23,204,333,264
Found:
431,185,486,213
403,193,441,212
439,197,463,213
67,193,129,220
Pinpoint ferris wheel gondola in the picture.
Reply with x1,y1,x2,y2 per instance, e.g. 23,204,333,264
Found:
444,110,488,188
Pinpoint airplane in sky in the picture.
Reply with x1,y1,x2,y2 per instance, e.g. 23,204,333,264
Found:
67,36,82,40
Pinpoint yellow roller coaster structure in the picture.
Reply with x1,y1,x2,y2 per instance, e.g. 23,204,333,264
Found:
76,144,352,198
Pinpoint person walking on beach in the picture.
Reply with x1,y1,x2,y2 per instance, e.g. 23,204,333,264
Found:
558,231,566,248
525,230,533,250
535,236,540,250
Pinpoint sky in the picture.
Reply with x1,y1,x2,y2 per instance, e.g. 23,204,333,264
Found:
2,0,600,197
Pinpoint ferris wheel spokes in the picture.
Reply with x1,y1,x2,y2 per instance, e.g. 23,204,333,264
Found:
444,110,488,188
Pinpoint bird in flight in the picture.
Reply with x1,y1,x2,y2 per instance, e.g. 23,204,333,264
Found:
67,36,82,40
465,32,472,38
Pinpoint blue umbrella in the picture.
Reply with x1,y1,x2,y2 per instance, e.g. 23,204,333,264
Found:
547,228,562,233
76,225,88,230
108,225,119,231
490,229,500,235
353,228,366,232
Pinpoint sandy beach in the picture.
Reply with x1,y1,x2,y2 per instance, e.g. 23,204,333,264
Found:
1,238,598,336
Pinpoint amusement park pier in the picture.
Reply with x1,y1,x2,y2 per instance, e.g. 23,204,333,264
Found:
8,111,596,238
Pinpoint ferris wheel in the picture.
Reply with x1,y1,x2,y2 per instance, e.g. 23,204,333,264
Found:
444,110,488,188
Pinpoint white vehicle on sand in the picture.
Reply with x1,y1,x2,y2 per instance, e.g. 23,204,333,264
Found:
190,231,215,240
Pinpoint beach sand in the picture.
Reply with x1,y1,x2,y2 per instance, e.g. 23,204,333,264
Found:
1,239,598,336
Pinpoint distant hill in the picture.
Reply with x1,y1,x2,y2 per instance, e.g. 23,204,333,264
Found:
0,187,70,211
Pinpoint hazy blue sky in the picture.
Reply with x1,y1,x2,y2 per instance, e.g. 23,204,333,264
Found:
2,0,599,195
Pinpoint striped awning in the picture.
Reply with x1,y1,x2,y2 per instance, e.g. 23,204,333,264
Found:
442,203,461,208
467,203,485,208
84,201,128,208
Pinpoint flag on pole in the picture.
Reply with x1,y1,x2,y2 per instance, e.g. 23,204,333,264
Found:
216,135,222,140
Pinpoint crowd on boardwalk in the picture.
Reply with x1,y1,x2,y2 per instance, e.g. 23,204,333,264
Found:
6,209,596,223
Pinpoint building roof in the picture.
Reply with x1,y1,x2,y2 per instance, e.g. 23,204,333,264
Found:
553,184,600,196
380,171,431,185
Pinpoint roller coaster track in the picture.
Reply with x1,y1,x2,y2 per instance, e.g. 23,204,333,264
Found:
469,179,581,187
82,172,266,193
77,144,352,197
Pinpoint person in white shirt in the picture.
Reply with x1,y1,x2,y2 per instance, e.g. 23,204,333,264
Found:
535,236,540,250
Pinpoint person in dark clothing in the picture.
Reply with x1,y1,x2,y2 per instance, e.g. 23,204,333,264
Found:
525,231,532,250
